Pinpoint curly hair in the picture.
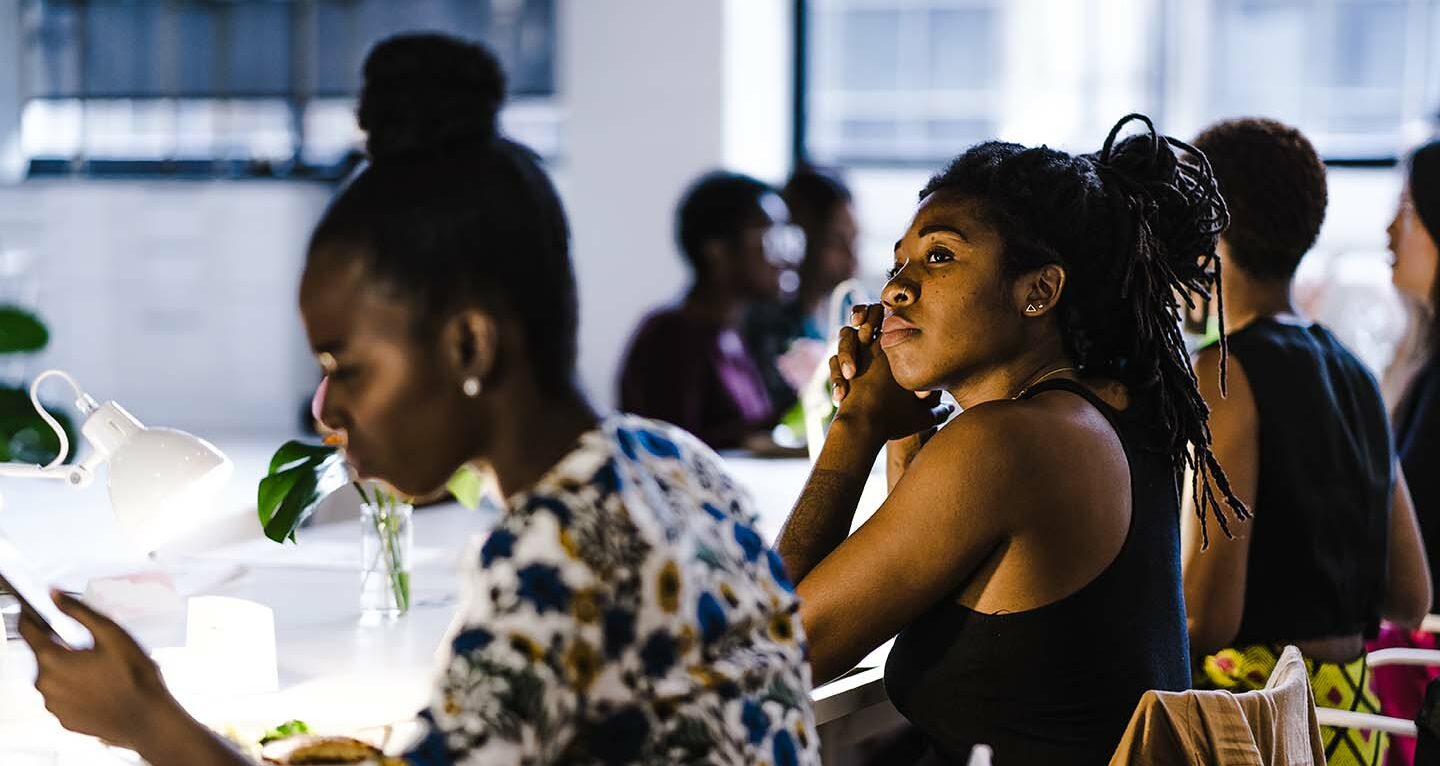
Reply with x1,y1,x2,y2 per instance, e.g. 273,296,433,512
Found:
920,114,1249,546
1192,118,1328,280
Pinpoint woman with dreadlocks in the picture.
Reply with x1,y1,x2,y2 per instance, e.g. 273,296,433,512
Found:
776,114,1243,764
1183,118,1430,766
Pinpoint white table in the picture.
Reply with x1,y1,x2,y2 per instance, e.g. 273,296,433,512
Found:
0,441,891,763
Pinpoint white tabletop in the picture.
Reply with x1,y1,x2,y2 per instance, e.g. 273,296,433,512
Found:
0,439,888,762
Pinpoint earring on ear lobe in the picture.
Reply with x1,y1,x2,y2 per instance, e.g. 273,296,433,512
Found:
462,377,482,398
1026,303,1038,314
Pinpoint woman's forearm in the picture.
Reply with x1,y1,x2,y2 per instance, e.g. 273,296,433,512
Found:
134,698,256,766
776,416,885,583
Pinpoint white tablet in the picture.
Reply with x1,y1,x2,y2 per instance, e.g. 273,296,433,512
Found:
0,536,93,650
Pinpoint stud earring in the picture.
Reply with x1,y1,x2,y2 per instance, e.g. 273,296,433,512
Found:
1026,303,1037,314
463,377,482,398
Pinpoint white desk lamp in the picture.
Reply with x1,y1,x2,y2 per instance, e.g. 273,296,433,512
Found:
0,369,233,552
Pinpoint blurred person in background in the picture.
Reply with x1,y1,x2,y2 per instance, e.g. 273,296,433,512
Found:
744,165,860,414
20,34,819,766
1183,118,1430,766
1371,139,1440,766
1388,140,1440,560
619,171,803,450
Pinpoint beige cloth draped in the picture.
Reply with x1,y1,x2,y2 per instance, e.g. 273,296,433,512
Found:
1110,645,1326,765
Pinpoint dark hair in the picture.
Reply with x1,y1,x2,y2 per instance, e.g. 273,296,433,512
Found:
921,113,1248,544
308,33,578,394
782,164,852,226
1409,140,1440,359
1191,118,1327,280
676,171,776,278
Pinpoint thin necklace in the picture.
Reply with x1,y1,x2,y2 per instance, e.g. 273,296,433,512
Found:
1011,365,1080,400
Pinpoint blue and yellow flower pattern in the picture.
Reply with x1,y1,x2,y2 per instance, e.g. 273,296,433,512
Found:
406,415,819,765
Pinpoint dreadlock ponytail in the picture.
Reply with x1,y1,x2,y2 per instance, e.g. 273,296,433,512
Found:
1085,113,1248,546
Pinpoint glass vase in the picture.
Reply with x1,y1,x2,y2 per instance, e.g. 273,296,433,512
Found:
360,497,412,620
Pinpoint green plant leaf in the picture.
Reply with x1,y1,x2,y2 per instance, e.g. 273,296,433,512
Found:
258,442,346,544
447,464,485,510
268,439,337,475
0,386,75,465
0,307,47,354
257,470,303,528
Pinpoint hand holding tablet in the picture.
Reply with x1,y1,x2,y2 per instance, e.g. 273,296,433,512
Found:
0,535,94,650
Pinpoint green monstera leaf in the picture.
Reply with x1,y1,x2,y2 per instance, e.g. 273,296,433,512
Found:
257,440,348,543
0,307,47,355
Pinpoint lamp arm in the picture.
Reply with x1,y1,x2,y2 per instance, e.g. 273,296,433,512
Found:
25,369,100,471
0,460,94,488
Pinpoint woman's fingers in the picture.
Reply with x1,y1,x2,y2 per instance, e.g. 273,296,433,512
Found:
18,608,65,656
829,356,847,404
848,303,885,344
864,304,884,338
849,303,867,329
52,592,125,645
836,326,860,380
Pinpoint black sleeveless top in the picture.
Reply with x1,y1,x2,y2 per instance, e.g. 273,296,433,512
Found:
1224,319,1392,646
884,379,1189,766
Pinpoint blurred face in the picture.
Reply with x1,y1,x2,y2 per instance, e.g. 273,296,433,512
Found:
728,193,803,300
805,202,859,293
299,247,477,497
880,191,1031,391
1389,183,1440,307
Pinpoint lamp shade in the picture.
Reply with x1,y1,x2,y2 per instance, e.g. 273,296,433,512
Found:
107,427,233,553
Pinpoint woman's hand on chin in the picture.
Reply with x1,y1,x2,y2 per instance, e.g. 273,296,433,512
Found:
829,303,952,444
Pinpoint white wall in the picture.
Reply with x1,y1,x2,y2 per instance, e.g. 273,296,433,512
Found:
0,0,797,437
561,0,793,410
0,180,329,435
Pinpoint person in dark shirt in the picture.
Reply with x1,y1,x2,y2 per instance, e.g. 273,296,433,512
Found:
1367,143,1440,766
1184,118,1430,766
1391,140,1440,606
619,171,802,449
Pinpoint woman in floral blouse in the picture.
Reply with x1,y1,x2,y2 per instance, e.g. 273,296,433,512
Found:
20,34,818,766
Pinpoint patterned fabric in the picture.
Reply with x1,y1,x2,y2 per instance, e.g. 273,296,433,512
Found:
1200,644,1387,766
405,415,819,765
1367,625,1440,766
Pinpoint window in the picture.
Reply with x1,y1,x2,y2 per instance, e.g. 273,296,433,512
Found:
801,0,1440,166
1200,0,1438,159
798,0,1437,375
804,0,1006,165
20,0,559,177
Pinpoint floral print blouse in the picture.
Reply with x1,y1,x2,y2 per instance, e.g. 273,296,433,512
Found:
405,415,819,765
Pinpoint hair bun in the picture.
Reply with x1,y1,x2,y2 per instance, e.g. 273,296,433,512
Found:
1088,114,1229,278
358,33,506,162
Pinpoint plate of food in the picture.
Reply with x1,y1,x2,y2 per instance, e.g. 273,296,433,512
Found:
217,718,419,766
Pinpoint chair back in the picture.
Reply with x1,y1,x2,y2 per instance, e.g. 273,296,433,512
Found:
1109,645,1325,765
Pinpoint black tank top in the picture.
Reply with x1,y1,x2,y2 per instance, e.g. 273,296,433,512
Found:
884,379,1190,766
1224,319,1392,646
